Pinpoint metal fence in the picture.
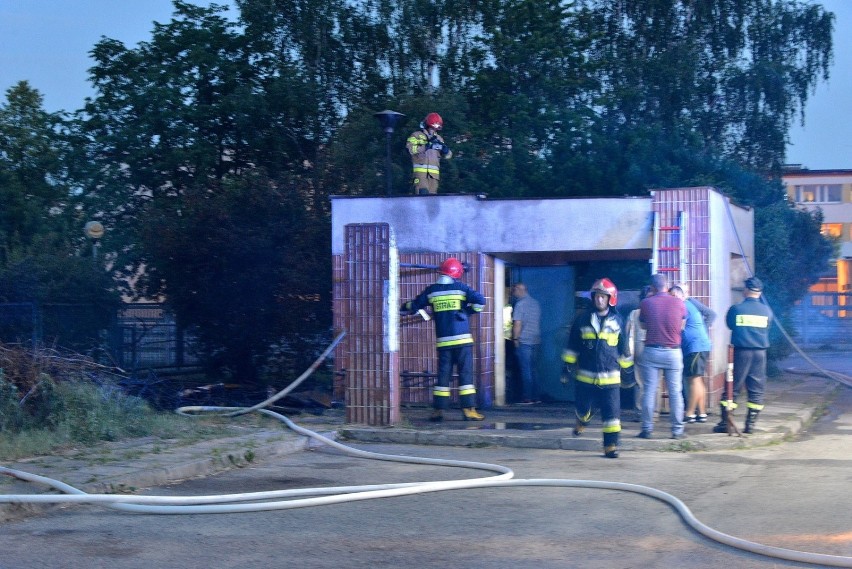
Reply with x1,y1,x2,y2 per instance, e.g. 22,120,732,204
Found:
790,292,852,347
0,302,199,373
111,304,200,372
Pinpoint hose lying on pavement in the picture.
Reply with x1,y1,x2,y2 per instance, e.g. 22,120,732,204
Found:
2,332,851,568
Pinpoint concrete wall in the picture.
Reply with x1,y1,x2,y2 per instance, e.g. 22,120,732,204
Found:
331,195,653,255
708,190,755,402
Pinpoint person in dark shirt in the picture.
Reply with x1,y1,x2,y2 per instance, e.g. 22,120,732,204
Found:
714,276,774,434
636,273,687,439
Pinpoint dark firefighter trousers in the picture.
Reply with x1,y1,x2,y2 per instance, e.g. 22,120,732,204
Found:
574,381,621,449
730,348,767,410
434,345,477,410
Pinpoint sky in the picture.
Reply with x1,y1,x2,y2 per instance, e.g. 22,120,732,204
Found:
0,0,848,170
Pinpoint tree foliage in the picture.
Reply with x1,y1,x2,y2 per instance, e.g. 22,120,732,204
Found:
43,0,836,379
0,82,74,264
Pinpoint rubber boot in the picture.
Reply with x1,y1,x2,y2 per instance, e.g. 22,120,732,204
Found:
572,419,586,437
429,409,444,422
462,407,484,421
712,405,729,433
604,445,619,459
744,408,760,434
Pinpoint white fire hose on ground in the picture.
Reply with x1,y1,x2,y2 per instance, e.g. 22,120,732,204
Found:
2,332,851,567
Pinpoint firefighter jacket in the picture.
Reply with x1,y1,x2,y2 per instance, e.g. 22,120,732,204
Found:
726,297,773,349
406,129,452,180
562,309,633,386
403,275,485,350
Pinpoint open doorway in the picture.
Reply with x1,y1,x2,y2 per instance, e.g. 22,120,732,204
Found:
506,266,576,402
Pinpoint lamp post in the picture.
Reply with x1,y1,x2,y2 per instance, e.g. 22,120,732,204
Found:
373,110,405,196
84,221,105,266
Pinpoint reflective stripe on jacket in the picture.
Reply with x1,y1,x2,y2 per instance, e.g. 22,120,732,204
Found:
406,129,451,176
562,309,633,386
404,277,485,350
726,297,773,349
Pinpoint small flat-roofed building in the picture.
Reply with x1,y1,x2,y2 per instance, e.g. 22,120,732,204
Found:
331,187,754,425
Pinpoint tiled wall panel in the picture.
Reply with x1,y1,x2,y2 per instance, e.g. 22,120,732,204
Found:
654,188,722,408
339,223,399,425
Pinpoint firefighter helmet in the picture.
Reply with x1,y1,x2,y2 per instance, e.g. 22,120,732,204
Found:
439,257,463,279
590,278,618,307
424,112,443,130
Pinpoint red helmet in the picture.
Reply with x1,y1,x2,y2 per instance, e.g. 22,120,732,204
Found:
590,278,618,306
424,112,443,130
439,257,463,279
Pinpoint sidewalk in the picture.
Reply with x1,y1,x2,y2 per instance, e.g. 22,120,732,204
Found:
339,370,840,452
1,363,844,522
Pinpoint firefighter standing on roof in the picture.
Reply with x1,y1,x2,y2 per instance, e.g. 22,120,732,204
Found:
400,258,486,421
562,279,634,458
407,112,452,195
714,276,774,434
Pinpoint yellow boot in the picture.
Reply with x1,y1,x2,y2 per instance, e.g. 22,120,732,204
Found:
462,407,484,421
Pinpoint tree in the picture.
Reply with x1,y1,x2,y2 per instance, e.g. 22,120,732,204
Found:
0,82,73,265
81,1,332,380
0,82,119,349
74,0,835,380
579,0,833,175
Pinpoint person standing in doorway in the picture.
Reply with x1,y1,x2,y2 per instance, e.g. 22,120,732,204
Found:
670,283,714,423
562,278,634,458
624,285,652,421
406,112,452,195
714,276,773,434
400,257,486,422
511,282,541,404
637,273,687,440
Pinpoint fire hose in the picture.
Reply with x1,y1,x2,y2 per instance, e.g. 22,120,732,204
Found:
2,332,851,566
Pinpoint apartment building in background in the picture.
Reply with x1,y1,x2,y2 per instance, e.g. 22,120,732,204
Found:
782,166,852,294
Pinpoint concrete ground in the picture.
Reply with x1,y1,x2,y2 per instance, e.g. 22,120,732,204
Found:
1,349,849,522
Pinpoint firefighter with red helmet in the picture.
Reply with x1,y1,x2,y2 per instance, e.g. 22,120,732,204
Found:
406,112,452,195
400,257,486,421
562,278,634,458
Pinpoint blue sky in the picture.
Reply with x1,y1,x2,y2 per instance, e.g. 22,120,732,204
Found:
1,0,847,169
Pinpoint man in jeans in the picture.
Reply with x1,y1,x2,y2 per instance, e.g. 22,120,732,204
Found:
511,282,541,404
637,273,687,439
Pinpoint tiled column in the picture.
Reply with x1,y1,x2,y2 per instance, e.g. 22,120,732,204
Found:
342,223,400,425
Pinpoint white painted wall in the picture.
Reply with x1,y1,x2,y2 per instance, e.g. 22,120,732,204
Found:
709,190,755,384
331,195,654,255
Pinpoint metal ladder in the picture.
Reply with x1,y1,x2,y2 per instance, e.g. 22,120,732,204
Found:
652,210,688,279
650,210,688,412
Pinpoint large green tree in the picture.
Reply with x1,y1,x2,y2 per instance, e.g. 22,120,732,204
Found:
72,0,835,380
81,1,332,379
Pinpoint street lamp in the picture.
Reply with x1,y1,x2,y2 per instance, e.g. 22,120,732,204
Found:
373,110,406,196
84,221,104,266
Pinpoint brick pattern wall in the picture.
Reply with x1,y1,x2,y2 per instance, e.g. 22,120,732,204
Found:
338,223,400,425
654,188,724,408
398,253,495,409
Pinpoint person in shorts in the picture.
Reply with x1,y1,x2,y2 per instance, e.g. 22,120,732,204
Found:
670,283,712,423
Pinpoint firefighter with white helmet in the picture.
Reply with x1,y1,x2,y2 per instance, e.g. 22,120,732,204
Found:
400,257,486,421
562,278,634,458
406,112,452,195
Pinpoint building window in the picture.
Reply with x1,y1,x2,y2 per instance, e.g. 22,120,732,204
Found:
795,184,843,203
821,223,843,238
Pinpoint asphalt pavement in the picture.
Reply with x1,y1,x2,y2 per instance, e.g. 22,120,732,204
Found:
1,349,849,522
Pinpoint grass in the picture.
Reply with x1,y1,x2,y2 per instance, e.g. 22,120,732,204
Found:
0,378,272,462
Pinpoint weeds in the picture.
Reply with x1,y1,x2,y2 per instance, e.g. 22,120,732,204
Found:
0,342,266,461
